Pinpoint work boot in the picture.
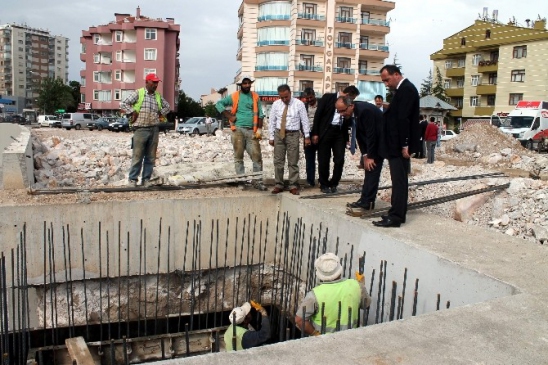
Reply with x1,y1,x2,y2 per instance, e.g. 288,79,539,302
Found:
253,181,267,191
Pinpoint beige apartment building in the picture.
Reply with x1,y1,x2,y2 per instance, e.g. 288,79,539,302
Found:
235,0,394,103
431,13,548,120
0,23,69,112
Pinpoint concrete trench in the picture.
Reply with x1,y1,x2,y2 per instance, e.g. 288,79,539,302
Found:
0,193,519,364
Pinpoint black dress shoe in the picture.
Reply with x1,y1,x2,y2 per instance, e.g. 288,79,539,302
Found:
330,186,338,193
373,218,401,228
381,215,406,223
348,200,375,210
320,186,331,194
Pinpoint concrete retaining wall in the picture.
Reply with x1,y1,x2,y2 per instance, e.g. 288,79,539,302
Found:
0,124,34,189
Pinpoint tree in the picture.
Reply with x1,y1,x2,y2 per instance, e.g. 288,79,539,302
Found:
35,77,74,114
420,69,433,97
203,101,218,118
431,67,448,102
176,90,204,119
67,81,81,112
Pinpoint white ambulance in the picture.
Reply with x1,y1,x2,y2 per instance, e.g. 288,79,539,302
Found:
499,100,548,150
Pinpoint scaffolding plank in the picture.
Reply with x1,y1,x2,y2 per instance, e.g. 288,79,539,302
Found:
65,337,96,365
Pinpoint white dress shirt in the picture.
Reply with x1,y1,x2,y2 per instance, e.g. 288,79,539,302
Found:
268,97,310,139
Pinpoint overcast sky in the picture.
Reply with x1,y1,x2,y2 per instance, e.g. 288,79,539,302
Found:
2,0,547,100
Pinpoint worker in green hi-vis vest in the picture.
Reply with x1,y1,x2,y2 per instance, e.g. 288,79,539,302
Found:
295,252,372,336
224,301,270,351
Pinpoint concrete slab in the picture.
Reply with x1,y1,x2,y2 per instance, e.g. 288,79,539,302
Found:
155,196,548,365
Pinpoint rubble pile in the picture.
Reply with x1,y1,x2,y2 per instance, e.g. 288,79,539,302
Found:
29,129,548,245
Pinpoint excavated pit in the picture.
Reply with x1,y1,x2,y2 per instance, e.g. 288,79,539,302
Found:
0,195,516,364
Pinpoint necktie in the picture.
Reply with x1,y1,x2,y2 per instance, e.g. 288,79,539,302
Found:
350,116,357,155
280,104,288,139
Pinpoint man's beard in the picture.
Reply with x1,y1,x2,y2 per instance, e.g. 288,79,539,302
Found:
241,86,251,93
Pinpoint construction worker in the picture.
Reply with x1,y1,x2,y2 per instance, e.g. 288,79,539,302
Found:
295,252,371,335
216,75,267,190
224,300,270,351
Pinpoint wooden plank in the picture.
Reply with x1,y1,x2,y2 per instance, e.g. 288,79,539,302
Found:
65,337,95,365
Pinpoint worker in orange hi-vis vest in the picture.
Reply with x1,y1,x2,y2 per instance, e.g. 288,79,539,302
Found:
216,75,267,191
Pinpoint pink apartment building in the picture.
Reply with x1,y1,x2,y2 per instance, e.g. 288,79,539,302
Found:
79,7,180,114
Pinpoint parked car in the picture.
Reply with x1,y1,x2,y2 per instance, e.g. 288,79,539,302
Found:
61,113,99,130
176,117,219,135
3,115,29,125
110,117,131,132
440,130,458,141
38,115,60,128
88,117,117,131
159,121,176,133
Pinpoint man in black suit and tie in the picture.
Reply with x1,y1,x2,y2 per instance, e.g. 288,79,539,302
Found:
347,100,384,210
311,86,360,194
373,65,420,228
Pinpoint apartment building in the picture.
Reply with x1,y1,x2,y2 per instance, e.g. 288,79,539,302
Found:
236,0,394,103
0,23,69,111
80,7,180,114
431,12,548,120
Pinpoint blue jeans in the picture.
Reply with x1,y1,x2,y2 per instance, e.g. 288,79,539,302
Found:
426,141,436,164
231,127,263,175
129,126,159,181
304,143,318,185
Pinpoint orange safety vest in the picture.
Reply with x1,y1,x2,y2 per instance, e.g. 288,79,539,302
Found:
230,91,260,132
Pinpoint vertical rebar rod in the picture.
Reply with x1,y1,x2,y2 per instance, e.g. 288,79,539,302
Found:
244,214,253,301
320,302,326,335
380,260,387,323
446,301,451,309
22,225,31,360
348,246,354,279
348,306,352,330
138,219,143,337
126,230,130,338
235,216,247,308
389,281,397,321
0,254,5,359
232,217,239,310
48,224,57,347
143,228,148,335
412,279,419,316
365,268,375,326
62,227,72,338
375,262,383,324
185,323,190,356
436,294,441,311
189,221,197,331
335,301,341,332
196,221,203,330
80,228,89,339
213,219,220,329
154,218,162,336
42,222,47,347
206,219,214,331
400,268,407,320
177,221,190,334
66,225,75,341
123,336,128,365
10,249,16,363
166,226,171,335
106,231,112,340
221,219,229,326
117,222,122,339
17,243,24,364
397,296,402,320
98,222,104,344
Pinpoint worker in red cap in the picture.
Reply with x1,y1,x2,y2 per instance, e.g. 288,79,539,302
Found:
120,73,170,188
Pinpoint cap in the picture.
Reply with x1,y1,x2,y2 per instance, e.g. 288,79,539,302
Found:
236,74,255,85
228,302,252,324
314,253,343,282
145,73,161,82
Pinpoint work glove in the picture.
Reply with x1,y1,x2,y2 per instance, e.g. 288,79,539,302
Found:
254,130,262,140
230,124,237,132
250,300,268,317
355,271,365,283
311,330,321,336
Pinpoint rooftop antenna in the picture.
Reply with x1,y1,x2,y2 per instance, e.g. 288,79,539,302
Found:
482,7,488,20
493,10,498,22
525,19,531,27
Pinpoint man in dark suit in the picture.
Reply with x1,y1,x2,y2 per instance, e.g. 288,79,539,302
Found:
374,65,420,228
347,101,384,210
311,86,360,193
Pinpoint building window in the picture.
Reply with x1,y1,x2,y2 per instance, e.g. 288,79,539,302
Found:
487,95,496,106
470,96,479,106
488,73,497,85
456,78,464,88
299,54,314,70
513,46,527,59
445,61,452,69
303,3,317,15
454,97,463,109
144,68,156,78
337,32,352,48
339,6,353,21
485,30,491,39
361,11,370,23
93,90,111,101
93,34,100,44
337,57,351,69
299,80,313,92
81,76,86,87
509,93,523,105
115,70,121,81
93,54,100,63
114,89,121,100
461,37,466,46
358,60,368,73
490,51,499,62
93,71,100,82
472,54,482,66
335,82,349,92
510,69,525,82
145,28,157,40
457,59,465,67
471,75,480,86
116,51,122,62
115,31,123,42
443,79,451,89
144,48,157,60
301,29,316,44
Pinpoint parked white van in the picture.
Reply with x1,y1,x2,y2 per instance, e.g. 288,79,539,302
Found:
499,101,548,150
38,115,60,127
61,113,99,130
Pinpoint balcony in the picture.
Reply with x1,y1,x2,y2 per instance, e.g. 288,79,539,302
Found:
295,39,324,47
476,84,497,95
358,43,389,58
475,106,495,115
256,40,290,46
335,42,356,49
445,88,464,97
362,18,390,27
335,16,357,24
296,65,323,72
360,0,396,11
358,69,380,75
359,43,389,52
333,67,354,74
477,60,498,73
450,109,463,117
297,13,326,21
360,18,390,34
255,65,289,71
258,15,290,21
446,67,465,77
